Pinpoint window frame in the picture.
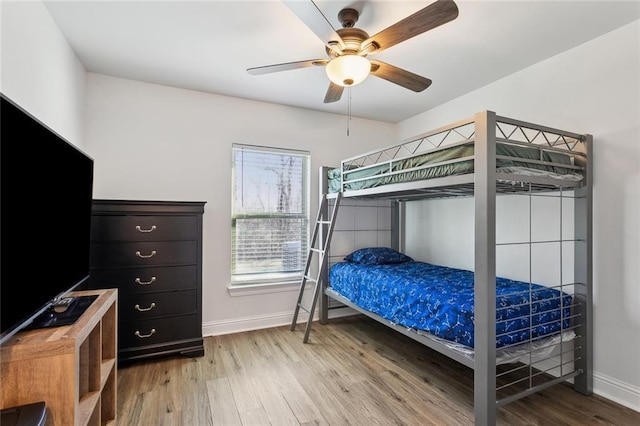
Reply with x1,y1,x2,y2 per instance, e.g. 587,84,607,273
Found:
230,143,311,287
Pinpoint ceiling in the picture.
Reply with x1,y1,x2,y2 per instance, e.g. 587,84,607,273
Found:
43,1,640,123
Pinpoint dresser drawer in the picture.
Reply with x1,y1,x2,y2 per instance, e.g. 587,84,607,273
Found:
91,215,197,242
119,290,197,321
90,265,197,295
90,241,197,267
119,315,201,349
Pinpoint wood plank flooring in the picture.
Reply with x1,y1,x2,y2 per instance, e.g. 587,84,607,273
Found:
117,316,639,425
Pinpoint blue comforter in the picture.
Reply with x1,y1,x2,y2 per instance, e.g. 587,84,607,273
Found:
329,261,572,349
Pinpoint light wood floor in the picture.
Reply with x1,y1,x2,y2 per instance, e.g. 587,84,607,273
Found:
117,316,639,425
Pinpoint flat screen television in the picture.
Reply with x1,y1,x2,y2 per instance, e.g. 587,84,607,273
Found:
0,93,94,345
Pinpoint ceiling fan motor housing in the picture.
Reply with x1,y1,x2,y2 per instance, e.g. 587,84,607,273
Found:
327,27,370,57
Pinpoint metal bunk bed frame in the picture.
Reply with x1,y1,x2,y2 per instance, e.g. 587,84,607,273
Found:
292,110,592,425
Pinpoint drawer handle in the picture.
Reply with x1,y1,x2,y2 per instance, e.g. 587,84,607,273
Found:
136,225,157,233
134,302,156,312
135,276,156,286
135,250,156,259
135,329,156,339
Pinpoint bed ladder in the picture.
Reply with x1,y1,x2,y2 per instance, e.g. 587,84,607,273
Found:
291,192,342,343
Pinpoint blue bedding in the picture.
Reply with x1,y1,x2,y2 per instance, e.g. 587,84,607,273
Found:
329,261,572,349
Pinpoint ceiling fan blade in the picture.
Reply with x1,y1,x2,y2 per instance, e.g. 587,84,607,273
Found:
247,59,328,75
324,82,344,103
369,60,432,92
284,0,345,52
362,0,459,54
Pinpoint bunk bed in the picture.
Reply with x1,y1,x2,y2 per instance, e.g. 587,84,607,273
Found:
302,111,592,425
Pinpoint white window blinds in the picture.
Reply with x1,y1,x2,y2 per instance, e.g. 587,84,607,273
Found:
231,144,310,284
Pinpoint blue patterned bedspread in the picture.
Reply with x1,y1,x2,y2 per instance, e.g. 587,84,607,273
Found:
329,261,572,349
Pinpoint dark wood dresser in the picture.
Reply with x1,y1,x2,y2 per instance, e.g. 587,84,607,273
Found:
89,199,206,363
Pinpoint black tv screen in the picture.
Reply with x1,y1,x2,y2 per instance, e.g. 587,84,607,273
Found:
1,94,94,344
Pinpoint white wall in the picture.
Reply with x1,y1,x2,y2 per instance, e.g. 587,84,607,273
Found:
84,73,396,334
400,20,640,411
0,0,86,147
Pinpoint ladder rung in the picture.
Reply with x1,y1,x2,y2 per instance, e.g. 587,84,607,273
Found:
310,248,324,253
318,220,331,224
303,275,317,282
297,303,310,313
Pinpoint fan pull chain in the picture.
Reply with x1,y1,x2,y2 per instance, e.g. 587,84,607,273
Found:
347,86,352,136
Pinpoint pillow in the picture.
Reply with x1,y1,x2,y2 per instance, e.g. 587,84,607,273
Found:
327,167,341,179
344,247,413,265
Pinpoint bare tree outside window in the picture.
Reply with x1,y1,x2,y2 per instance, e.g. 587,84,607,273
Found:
231,144,310,284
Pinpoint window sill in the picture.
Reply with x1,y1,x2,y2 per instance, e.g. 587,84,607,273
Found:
227,280,307,297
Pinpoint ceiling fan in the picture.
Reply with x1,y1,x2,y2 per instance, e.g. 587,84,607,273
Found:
247,0,459,104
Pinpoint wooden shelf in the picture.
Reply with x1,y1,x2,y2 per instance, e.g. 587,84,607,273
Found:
0,289,117,426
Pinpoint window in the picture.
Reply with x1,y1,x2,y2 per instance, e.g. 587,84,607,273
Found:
231,144,310,285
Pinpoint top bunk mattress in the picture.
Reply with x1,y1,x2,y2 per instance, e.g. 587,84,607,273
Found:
329,260,572,350
328,141,583,193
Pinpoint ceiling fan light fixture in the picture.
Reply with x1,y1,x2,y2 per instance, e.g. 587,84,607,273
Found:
325,55,370,87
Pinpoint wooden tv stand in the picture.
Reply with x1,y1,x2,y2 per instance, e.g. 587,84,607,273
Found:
0,289,117,426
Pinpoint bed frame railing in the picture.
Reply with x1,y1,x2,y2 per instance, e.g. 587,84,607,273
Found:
341,115,585,170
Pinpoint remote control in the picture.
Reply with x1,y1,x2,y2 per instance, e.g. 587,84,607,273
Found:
53,297,74,313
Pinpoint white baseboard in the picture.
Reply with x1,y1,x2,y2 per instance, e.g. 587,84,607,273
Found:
202,314,639,413
594,371,640,412
202,306,357,337
532,359,639,412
